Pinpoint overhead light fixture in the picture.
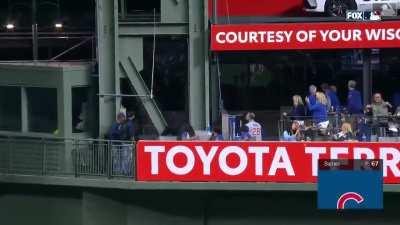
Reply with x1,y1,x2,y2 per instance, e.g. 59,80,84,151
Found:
6,23,15,30
54,23,63,29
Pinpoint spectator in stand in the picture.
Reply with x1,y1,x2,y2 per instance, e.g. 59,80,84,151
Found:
322,83,341,112
333,122,354,141
369,93,392,127
245,112,263,141
283,95,306,124
177,122,199,140
307,85,317,106
330,85,341,111
347,80,363,114
108,112,127,140
282,121,304,142
320,83,332,110
126,111,136,141
209,126,224,141
238,125,252,141
107,112,132,176
306,92,329,129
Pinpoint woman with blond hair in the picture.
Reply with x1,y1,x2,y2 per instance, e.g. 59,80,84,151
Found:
306,92,329,129
333,122,354,141
284,95,307,124
283,95,306,125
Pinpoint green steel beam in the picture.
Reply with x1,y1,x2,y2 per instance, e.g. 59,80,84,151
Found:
118,23,188,36
188,0,206,130
204,0,211,128
97,0,118,136
119,57,167,134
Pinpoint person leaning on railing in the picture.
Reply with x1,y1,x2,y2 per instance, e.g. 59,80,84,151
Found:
107,112,134,176
370,93,392,122
368,93,393,137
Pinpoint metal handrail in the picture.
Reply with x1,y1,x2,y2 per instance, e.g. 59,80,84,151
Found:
279,114,400,141
0,136,135,179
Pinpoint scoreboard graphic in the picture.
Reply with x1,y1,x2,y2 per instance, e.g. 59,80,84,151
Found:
318,159,383,210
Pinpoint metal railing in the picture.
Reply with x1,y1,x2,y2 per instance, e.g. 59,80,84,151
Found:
279,113,400,142
0,136,135,179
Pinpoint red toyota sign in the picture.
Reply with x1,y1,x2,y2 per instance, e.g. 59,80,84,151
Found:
211,21,400,51
136,141,400,184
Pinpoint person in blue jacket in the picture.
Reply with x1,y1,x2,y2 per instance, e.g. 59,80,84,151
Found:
108,112,127,140
330,85,341,111
306,92,329,128
347,80,363,114
321,83,341,112
307,84,317,106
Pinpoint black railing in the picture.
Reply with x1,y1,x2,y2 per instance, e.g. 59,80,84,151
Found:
279,114,400,142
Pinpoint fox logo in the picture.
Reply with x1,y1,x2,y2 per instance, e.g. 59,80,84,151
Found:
337,192,364,209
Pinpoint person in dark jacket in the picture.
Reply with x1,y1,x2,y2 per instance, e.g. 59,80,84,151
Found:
209,126,224,141
321,83,341,112
108,112,127,140
284,95,306,122
306,92,329,129
108,112,131,176
177,122,199,140
126,111,136,141
347,80,363,114
329,85,341,112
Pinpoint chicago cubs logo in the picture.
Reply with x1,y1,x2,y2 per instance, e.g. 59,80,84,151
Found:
337,192,364,209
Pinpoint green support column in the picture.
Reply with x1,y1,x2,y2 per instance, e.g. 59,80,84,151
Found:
188,0,206,130
97,0,118,136
204,0,211,128
21,87,28,133
113,0,121,119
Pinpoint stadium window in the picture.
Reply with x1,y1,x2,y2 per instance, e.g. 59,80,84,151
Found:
0,86,22,131
72,87,89,133
125,0,160,22
26,88,58,133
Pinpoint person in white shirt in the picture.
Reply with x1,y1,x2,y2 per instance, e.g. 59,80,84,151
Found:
245,112,263,141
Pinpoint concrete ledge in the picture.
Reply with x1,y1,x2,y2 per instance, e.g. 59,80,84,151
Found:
1,174,400,192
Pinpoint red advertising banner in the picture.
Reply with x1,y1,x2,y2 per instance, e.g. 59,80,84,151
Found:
136,141,400,184
211,21,400,51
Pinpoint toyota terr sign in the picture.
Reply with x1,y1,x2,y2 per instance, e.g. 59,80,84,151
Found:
136,141,400,183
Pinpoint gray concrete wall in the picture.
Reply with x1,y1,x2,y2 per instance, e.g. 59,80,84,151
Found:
1,184,400,225
0,188,82,225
